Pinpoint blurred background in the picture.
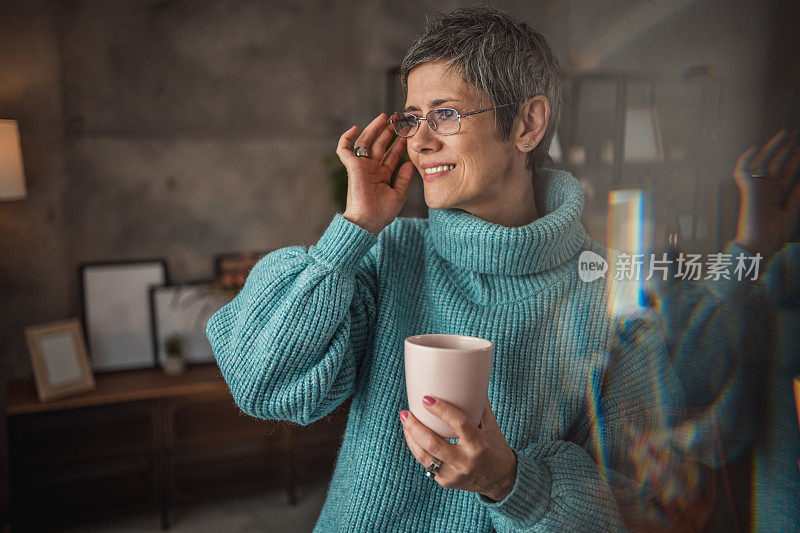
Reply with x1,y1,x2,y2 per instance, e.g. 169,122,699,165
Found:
1,0,798,531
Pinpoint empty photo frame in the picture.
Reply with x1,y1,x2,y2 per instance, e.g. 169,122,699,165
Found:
80,259,168,372
150,282,232,366
25,319,96,402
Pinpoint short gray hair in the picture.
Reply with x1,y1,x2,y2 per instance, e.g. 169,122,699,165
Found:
400,5,561,174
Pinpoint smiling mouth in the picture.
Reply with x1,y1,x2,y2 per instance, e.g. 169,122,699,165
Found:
423,164,455,175
422,164,455,180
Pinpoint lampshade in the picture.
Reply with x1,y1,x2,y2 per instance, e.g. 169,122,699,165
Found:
623,107,663,162
0,119,27,201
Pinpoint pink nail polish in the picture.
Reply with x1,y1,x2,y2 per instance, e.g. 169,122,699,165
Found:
422,396,435,406
399,410,408,422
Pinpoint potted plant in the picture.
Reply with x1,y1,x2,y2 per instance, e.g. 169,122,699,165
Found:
162,334,186,377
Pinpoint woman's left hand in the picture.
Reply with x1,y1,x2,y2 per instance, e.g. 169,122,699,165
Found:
400,395,517,502
733,129,800,260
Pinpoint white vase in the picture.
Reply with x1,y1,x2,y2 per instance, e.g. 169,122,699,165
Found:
163,353,185,376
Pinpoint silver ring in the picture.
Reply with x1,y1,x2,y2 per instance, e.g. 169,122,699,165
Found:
354,146,369,158
425,458,442,479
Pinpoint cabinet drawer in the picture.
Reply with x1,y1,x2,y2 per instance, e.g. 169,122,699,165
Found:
172,447,284,499
10,454,154,530
9,403,155,465
171,397,280,450
13,452,151,486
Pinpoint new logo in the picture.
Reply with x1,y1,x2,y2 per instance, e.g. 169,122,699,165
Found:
578,251,608,282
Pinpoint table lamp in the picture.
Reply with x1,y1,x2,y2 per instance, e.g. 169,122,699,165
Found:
0,119,27,201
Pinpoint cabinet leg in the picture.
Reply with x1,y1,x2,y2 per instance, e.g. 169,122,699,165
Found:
286,481,298,506
281,424,298,506
159,450,172,530
160,497,170,530
154,400,172,529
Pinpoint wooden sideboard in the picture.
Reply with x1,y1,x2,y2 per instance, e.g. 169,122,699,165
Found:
2,364,348,531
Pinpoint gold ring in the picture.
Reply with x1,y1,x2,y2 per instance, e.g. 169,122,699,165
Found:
425,458,442,479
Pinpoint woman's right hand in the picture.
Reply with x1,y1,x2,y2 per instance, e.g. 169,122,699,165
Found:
336,113,416,235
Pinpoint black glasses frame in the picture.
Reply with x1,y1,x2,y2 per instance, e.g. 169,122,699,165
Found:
389,102,519,137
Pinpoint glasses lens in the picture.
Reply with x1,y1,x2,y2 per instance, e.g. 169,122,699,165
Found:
392,113,419,137
427,108,460,134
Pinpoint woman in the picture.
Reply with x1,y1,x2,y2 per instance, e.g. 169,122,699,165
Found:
207,6,680,531
652,130,800,530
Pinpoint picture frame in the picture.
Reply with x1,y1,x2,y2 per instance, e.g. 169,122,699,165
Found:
25,319,96,402
213,251,268,289
80,259,168,372
149,281,233,366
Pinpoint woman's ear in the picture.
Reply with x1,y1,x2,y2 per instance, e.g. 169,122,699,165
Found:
514,96,550,152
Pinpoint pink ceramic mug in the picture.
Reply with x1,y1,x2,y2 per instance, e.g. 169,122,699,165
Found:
404,334,493,439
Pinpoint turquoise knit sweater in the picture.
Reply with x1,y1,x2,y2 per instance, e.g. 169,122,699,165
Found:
206,169,681,532
663,243,800,531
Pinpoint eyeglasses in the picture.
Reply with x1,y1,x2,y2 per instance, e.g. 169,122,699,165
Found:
389,103,518,138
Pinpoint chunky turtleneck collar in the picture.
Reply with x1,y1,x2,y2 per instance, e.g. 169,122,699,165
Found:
427,168,587,276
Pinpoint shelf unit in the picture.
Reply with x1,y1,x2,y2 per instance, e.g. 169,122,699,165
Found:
3,364,348,531
555,71,726,251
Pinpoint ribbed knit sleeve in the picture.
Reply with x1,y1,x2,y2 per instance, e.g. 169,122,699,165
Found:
662,276,764,467
760,243,800,307
206,213,379,425
707,242,761,300
479,310,683,532
479,440,623,531
661,242,800,468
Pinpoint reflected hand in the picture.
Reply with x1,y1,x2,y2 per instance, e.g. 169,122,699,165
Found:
399,395,517,502
336,114,415,235
733,129,800,259
628,424,710,530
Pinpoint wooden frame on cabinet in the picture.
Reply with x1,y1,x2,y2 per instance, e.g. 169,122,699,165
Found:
24,318,96,402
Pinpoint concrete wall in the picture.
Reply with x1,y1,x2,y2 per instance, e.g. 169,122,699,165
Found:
0,0,789,383
0,0,545,380
1,1,73,379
